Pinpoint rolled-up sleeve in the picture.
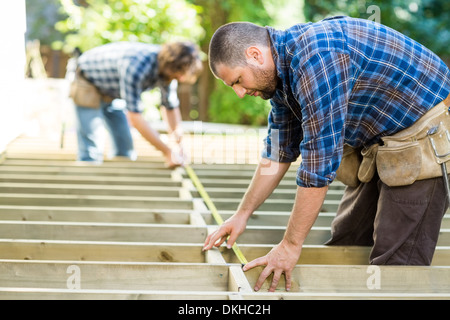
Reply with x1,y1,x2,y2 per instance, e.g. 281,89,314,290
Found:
160,80,180,110
294,51,353,187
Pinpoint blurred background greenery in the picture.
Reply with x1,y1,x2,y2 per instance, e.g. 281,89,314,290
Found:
25,0,450,126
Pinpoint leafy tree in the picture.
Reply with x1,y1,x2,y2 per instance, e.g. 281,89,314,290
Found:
26,0,68,46
55,0,205,53
191,0,275,125
191,0,305,125
303,0,450,61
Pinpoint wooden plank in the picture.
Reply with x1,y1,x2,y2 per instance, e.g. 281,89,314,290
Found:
210,198,340,212
240,292,450,300
0,260,232,291
190,187,344,201
1,287,449,300
228,265,253,293
185,169,298,180
244,264,450,293
0,165,174,177
195,178,297,189
0,182,182,197
2,159,169,170
0,221,207,243
0,173,182,187
0,194,193,209
202,211,336,227
221,245,371,265
226,226,450,246
222,245,450,266
0,288,232,300
0,240,206,263
0,206,192,224
236,226,331,245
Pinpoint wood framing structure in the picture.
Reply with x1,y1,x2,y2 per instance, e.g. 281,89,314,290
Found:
0,132,449,300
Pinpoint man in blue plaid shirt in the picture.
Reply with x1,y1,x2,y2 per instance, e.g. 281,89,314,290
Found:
73,41,202,167
203,16,450,291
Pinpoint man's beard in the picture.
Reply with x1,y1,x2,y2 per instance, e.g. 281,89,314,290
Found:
248,64,279,100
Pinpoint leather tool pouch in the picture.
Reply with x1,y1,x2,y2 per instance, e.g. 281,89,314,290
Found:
69,69,102,108
376,98,450,187
335,144,362,187
358,143,379,183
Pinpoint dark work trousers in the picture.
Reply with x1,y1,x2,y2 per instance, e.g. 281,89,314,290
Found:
325,172,449,265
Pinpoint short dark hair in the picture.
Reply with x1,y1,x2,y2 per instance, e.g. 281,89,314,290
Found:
158,41,203,80
208,22,269,77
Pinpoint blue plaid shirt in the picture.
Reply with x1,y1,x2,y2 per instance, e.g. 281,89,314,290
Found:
263,16,450,188
77,42,179,113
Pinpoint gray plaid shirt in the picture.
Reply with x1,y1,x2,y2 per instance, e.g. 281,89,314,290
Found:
77,42,179,113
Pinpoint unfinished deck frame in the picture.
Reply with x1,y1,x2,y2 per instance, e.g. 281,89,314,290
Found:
0,134,449,300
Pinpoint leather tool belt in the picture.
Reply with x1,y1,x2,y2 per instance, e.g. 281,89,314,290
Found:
336,93,450,187
69,68,113,108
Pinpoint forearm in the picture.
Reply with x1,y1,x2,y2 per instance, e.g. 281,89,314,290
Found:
161,107,182,134
283,186,328,247
241,183,329,292
203,158,291,250
236,159,291,220
127,111,171,156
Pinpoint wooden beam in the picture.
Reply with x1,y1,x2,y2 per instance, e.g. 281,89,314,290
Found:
0,173,182,187
0,206,192,224
190,187,344,201
0,221,207,243
244,264,450,293
0,182,182,197
0,194,193,209
1,288,449,300
202,211,336,227
2,159,169,170
0,288,233,300
210,198,341,212
0,165,174,178
0,240,206,263
239,292,450,300
0,260,234,291
222,244,450,266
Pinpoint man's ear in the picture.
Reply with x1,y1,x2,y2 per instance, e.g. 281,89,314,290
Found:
245,46,264,66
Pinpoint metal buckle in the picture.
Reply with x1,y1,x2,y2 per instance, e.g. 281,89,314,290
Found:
428,122,450,158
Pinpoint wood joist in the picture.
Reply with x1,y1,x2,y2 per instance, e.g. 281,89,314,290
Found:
0,134,449,300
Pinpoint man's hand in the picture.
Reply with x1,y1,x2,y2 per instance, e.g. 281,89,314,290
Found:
243,240,301,292
165,149,185,168
202,214,248,250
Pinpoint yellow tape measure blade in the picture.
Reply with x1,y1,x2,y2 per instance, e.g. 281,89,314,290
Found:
185,165,248,266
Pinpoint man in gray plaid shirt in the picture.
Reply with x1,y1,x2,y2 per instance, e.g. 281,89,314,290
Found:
73,41,203,167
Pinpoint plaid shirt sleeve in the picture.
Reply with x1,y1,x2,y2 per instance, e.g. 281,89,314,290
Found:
118,57,152,113
159,80,180,110
293,51,353,188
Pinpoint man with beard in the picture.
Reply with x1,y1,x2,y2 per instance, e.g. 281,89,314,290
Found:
202,17,450,292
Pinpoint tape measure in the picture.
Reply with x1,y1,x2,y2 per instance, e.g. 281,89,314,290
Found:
185,165,248,265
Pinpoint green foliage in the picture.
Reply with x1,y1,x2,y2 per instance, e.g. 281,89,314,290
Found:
55,0,205,53
208,81,271,126
25,0,68,46
303,0,450,60
192,0,282,125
